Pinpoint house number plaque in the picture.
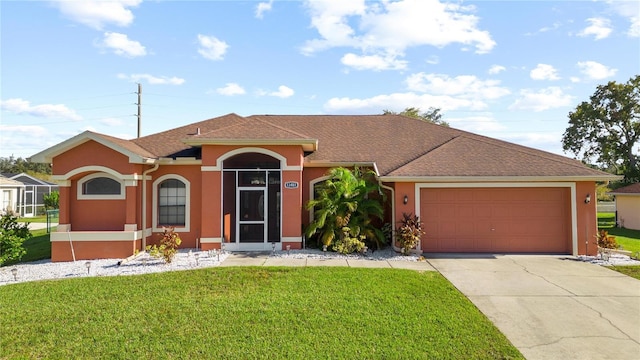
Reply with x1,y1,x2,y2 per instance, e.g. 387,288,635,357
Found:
284,181,299,189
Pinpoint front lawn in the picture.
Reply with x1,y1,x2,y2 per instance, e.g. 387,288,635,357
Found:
605,227,640,257
0,267,523,359
608,265,640,280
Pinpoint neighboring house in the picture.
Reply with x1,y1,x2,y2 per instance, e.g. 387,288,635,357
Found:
608,183,640,230
30,113,617,262
0,175,25,215
1,173,58,217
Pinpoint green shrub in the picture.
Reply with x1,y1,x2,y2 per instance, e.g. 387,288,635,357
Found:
332,227,366,254
595,230,618,249
0,213,31,266
147,227,182,263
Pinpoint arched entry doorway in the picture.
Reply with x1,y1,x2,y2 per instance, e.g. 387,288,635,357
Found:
222,152,281,250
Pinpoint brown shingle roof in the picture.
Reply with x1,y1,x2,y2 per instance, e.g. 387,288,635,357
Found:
609,183,640,194
98,113,613,179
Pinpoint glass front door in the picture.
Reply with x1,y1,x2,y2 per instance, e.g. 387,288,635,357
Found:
238,189,266,243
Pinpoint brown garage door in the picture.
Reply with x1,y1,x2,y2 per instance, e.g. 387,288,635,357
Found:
420,187,571,253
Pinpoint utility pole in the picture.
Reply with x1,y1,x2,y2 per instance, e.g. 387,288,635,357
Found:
136,83,142,138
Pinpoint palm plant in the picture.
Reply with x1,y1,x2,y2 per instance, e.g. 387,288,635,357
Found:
305,167,386,251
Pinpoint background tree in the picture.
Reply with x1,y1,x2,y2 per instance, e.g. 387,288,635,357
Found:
0,156,52,179
43,191,59,210
562,75,640,183
383,107,449,127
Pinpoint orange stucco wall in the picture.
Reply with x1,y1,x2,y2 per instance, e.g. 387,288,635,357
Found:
53,140,142,176
146,165,202,249
52,240,141,262
576,181,598,255
282,170,302,238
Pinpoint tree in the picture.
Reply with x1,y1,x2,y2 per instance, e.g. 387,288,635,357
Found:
0,156,51,179
562,75,640,183
305,167,386,251
383,107,449,127
43,191,59,210
0,213,31,266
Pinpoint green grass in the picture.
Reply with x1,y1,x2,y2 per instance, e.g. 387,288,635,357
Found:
597,212,616,228
0,267,523,360
603,227,640,256
18,215,47,223
609,265,640,280
3,228,52,266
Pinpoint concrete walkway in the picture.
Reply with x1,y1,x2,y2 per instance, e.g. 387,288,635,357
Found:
220,252,436,271
427,254,640,360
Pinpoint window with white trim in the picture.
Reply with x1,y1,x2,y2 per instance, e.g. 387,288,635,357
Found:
157,178,186,226
77,173,124,200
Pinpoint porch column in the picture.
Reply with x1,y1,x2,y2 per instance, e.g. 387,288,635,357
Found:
200,169,222,250
281,169,303,249
124,181,138,229
56,181,71,226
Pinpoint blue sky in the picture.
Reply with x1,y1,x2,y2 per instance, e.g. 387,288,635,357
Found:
1,0,638,160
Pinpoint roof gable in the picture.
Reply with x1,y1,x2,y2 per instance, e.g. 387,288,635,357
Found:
183,116,318,151
30,131,154,164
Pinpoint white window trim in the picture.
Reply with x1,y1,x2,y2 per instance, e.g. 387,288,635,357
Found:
308,175,331,223
152,174,191,233
77,173,125,200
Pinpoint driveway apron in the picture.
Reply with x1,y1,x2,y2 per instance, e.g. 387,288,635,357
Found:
427,255,640,360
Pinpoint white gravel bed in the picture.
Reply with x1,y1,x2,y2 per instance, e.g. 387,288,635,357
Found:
2,247,637,286
1,249,229,287
270,247,422,261
576,253,640,266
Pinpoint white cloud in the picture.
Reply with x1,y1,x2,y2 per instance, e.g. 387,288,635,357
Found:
405,73,510,100
578,17,612,40
255,0,273,19
324,92,488,113
340,53,407,71
98,32,146,57
426,55,439,65
266,85,294,98
447,115,506,132
509,87,574,112
488,65,505,74
0,98,82,121
607,1,640,37
99,118,125,127
197,34,228,61
499,132,564,155
117,73,185,85
576,61,617,80
530,64,560,81
51,0,141,30
216,83,246,96
0,124,48,137
301,0,495,70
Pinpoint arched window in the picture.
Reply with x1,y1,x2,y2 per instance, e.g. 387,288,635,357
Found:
78,173,124,199
153,174,190,232
158,179,186,226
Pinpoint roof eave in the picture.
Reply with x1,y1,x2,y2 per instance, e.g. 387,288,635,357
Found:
304,161,380,177
379,175,623,183
182,138,318,152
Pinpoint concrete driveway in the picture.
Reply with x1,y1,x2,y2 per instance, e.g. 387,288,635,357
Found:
427,255,640,360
